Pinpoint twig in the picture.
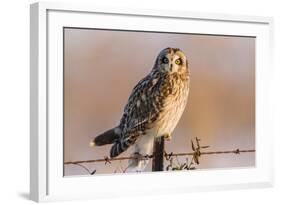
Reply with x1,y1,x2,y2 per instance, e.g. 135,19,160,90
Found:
69,163,96,175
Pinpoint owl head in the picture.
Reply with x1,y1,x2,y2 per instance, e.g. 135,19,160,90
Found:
154,47,188,74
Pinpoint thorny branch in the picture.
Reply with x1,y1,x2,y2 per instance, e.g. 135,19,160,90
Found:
64,137,255,174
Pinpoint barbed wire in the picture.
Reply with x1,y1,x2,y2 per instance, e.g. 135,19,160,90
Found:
64,149,255,165
64,137,255,174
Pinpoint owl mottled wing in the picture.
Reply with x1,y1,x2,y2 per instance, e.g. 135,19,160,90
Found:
110,72,184,158
120,74,162,135
110,74,165,157
110,75,167,157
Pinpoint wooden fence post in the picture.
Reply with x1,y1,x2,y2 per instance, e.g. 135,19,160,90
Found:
152,136,165,171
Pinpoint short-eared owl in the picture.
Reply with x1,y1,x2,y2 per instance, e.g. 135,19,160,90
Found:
90,47,190,172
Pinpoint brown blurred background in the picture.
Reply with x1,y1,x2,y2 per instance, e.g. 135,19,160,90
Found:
63,28,255,176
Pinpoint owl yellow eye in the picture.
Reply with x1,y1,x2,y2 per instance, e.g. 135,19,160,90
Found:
175,58,182,65
162,57,169,64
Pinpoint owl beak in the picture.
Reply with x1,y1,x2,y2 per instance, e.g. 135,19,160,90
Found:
169,64,173,72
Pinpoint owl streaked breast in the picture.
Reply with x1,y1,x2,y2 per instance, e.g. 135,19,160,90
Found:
154,72,190,138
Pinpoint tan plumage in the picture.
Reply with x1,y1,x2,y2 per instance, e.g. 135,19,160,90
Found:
91,47,190,172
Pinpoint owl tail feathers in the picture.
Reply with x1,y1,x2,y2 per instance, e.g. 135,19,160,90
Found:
90,127,121,147
110,139,131,158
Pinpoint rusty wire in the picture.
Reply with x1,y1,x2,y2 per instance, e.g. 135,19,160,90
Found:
64,137,255,174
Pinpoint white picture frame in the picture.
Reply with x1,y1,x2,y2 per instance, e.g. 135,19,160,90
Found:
30,2,274,202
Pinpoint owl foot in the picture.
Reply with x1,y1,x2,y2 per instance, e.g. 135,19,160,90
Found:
163,134,172,141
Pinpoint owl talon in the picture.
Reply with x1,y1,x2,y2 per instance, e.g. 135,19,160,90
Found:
164,134,172,141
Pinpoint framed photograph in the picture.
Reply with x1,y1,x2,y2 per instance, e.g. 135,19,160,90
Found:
30,2,274,202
